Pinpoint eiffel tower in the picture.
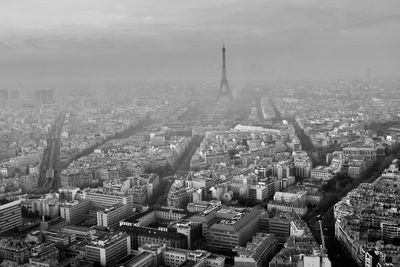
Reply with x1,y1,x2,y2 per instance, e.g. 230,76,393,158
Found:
217,44,233,100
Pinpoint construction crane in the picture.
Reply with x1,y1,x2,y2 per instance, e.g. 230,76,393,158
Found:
319,220,326,251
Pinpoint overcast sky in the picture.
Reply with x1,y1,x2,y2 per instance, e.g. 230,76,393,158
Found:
0,0,399,89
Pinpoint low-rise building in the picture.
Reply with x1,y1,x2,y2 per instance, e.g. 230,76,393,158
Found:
0,239,30,264
310,166,334,181
233,233,277,267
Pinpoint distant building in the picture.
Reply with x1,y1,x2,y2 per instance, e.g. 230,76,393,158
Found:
187,200,221,213
0,200,22,233
168,187,192,209
205,207,261,253
97,203,132,228
119,207,200,250
310,166,334,180
42,230,76,246
273,191,308,206
162,247,225,267
85,232,131,267
347,159,366,179
32,195,60,218
343,147,377,161
248,183,271,202
60,200,92,225
299,254,331,267
0,239,30,264
103,179,131,194
61,225,94,240
334,172,400,266
131,184,148,204
233,233,277,267
273,161,294,179
259,211,293,242
267,201,308,217
82,190,132,209
61,169,94,188
254,166,272,178
293,152,312,179
58,186,80,201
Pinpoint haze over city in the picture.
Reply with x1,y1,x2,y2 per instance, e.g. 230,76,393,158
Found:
1,2,400,267
0,0,400,89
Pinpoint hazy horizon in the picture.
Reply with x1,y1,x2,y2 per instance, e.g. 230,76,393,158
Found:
1,0,400,89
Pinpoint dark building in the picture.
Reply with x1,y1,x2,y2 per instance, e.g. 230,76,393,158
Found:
217,44,233,100
259,210,292,243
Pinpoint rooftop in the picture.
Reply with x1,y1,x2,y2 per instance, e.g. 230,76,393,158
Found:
234,233,276,258
0,199,21,210
87,232,128,248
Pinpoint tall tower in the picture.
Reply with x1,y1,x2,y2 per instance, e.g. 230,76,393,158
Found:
217,44,233,100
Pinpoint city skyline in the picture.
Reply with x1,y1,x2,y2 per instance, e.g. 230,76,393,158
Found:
1,2,400,267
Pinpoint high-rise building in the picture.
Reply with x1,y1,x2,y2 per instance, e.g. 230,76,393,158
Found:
167,187,192,209
60,200,92,225
273,161,294,179
248,183,270,202
58,186,80,201
85,232,131,267
0,200,22,233
259,211,293,243
29,242,59,267
82,190,132,209
254,166,272,178
97,203,132,228
131,184,148,204
294,156,312,178
32,195,60,218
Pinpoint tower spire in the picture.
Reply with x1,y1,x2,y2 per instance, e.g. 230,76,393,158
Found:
217,44,233,100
